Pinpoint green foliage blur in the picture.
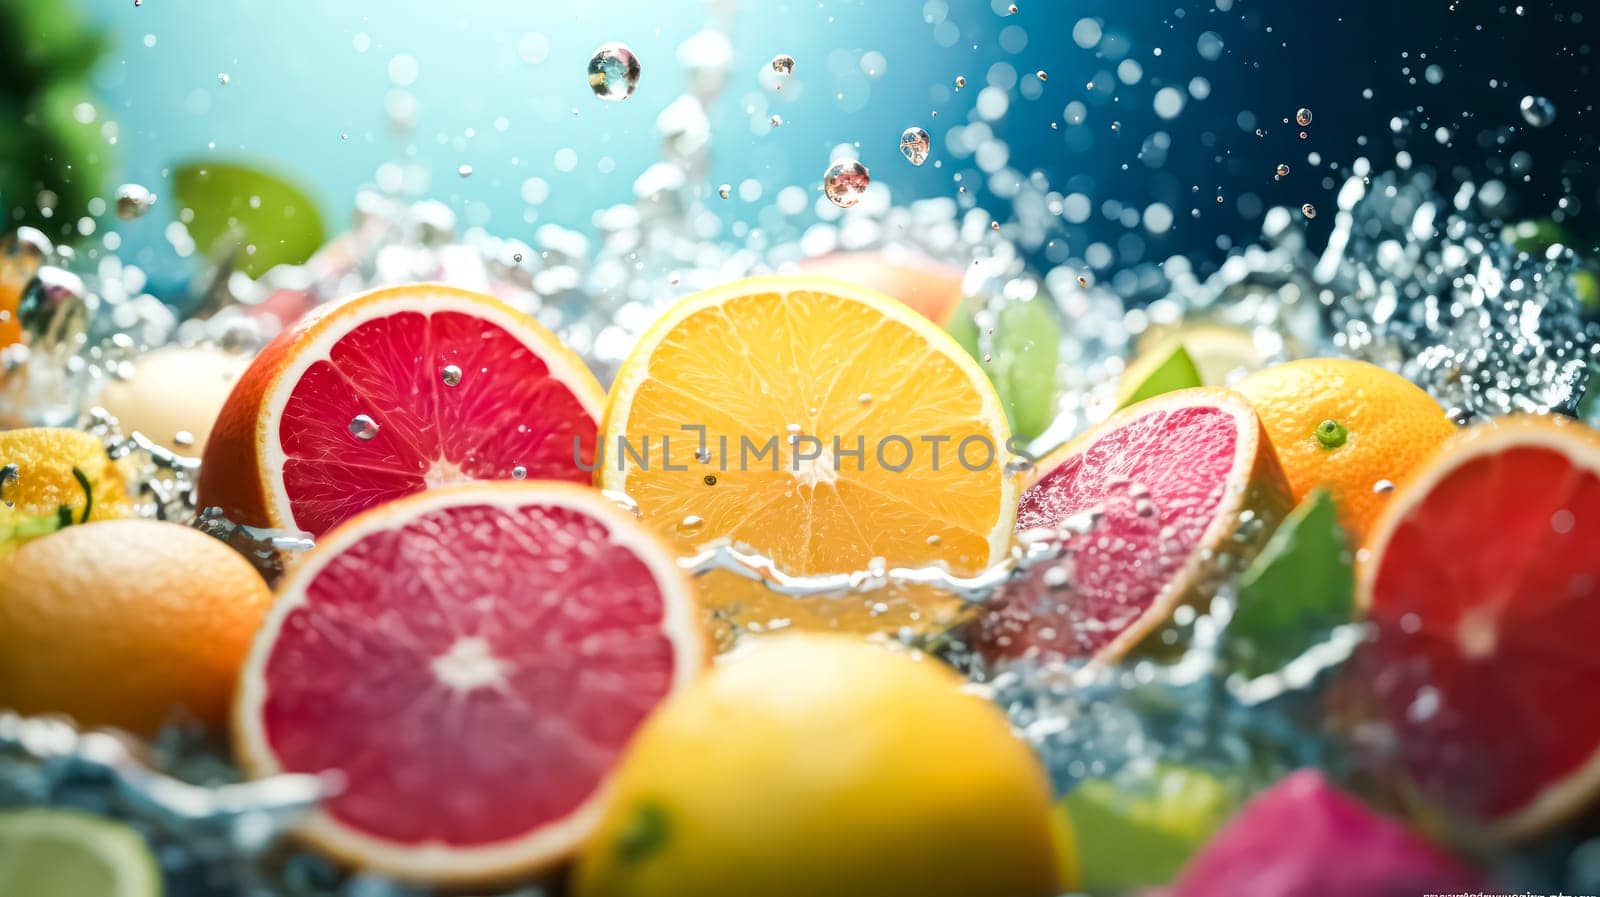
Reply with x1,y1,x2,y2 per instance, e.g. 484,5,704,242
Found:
0,0,113,240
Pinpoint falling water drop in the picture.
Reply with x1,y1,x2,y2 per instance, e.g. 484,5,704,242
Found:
1275,163,1290,178
1301,203,1317,219
955,75,967,89
1035,70,1048,82
1519,95,1556,127
1295,107,1313,126
899,127,931,166
770,54,795,75
718,183,731,199
822,160,871,208
217,73,231,86
587,42,641,101
348,414,380,441
113,184,156,221
457,164,473,178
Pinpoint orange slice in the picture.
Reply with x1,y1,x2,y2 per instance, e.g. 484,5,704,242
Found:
600,275,1018,637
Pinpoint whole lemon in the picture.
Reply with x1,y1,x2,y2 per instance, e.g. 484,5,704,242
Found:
1234,358,1456,543
573,635,1061,897
0,519,272,735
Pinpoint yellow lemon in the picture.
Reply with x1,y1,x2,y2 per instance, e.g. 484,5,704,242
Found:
0,428,132,556
573,635,1060,897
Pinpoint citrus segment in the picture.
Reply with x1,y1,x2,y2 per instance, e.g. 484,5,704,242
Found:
601,275,1016,636
199,284,604,537
0,809,163,897
1360,415,1600,840
976,388,1292,662
234,482,705,885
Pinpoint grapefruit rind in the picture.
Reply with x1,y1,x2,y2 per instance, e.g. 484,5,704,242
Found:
1359,414,1600,842
200,283,606,533
600,274,1019,570
1019,387,1293,662
232,481,707,885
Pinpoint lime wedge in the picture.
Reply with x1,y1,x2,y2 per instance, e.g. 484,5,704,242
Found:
1058,763,1237,890
1116,342,1201,409
0,809,163,897
1225,488,1355,678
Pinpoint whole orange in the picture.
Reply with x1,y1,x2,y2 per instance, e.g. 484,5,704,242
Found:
0,519,272,735
1233,358,1456,543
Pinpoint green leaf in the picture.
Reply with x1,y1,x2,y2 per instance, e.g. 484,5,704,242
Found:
1224,488,1355,678
1059,763,1238,890
1116,342,1202,409
173,160,326,278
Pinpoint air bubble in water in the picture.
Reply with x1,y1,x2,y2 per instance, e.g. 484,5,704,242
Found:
1295,107,1313,126
441,365,463,387
899,127,931,166
348,414,380,441
822,159,870,208
113,184,156,221
1519,95,1556,127
770,54,795,75
1301,203,1317,219
587,42,640,101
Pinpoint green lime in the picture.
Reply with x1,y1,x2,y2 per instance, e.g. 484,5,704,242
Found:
0,809,163,897
1115,341,1201,409
1057,763,1238,890
1224,488,1355,678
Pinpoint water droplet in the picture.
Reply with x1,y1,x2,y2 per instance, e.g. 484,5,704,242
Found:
857,392,873,405
955,75,967,89
718,183,731,199
512,465,528,480
1373,479,1395,494
1077,274,1090,287
680,514,704,532
822,159,871,208
0,464,18,509
694,447,712,464
1519,94,1556,127
770,54,795,75
1295,107,1313,126
991,221,1001,230
512,252,523,263
217,73,231,86
457,164,473,178
587,42,641,101
982,353,993,362
1301,203,1317,219
173,430,195,448
703,474,718,486
348,414,380,441
113,184,156,221
1275,163,1290,178
769,114,783,127
1008,3,1019,13
441,364,463,387
668,271,681,285
899,127,931,166
1035,70,1048,82
1042,566,1071,589
926,533,942,545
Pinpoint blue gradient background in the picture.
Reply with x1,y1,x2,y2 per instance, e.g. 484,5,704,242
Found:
83,0,1598,274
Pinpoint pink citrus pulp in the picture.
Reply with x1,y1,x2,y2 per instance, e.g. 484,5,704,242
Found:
976,388,1292,661
198,283,605,537
232,481,707,885
1360,414,1600,840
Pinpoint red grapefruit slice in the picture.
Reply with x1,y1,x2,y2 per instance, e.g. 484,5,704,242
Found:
976,388,1292,662
233,481,707,885
1360,414,1600,840
198,284,604,537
